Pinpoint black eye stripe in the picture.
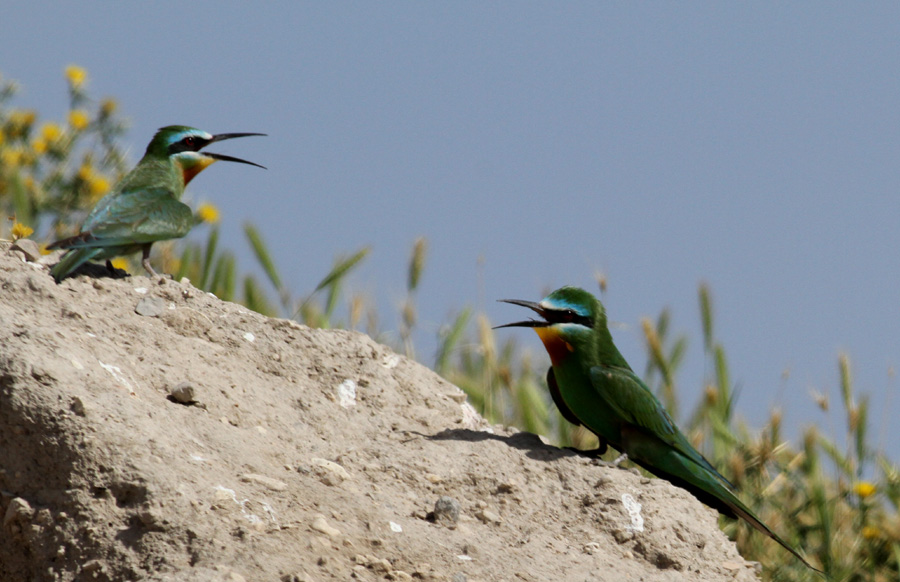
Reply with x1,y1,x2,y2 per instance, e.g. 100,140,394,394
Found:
167,135,210,155
547,309,592,327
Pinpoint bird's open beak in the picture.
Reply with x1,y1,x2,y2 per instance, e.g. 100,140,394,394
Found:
494,299,550,329
205,133,268,169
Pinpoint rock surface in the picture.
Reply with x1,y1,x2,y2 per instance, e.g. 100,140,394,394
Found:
0,245,758,581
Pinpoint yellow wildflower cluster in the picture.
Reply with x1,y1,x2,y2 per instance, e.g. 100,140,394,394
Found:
1,146,25,167
65,65,88,89
41,122,63,142
78,163,111,201
853,481,876,499
68,110,90,131
10,222,33,240
5,109,37,139
196,202,220,224
30,121,64,155
861,526,880,540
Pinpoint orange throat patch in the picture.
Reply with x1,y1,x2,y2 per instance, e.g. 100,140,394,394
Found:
179,157,216,186
535,327,574,366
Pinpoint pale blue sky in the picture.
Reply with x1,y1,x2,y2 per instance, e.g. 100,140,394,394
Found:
5,3,900,456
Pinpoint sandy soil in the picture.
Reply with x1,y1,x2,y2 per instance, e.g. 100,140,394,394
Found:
0,243,758,581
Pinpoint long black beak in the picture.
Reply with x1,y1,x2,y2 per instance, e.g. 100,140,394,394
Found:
494,298,550,329
205,132,267,169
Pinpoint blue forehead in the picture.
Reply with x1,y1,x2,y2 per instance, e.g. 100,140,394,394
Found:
166,128,212,144
540,296,590,317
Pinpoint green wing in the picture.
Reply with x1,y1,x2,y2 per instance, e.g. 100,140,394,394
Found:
588,364,729,485
77,187,195,246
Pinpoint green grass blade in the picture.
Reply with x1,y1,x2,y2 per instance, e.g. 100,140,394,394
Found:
408,237,427,292
243,275,277,317
435,307,471,375
200,226,219,290
314,247,370,295
244,223,283,294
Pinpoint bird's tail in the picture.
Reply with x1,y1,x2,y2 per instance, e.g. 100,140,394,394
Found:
623,427,822,574
722,490,823,575
46,231,95,251
50,247,103,282
634,452,822,575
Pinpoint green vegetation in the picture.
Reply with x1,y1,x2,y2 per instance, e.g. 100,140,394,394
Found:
2,68,898,582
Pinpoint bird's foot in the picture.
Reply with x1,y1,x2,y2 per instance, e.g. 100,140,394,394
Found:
141,256,170,283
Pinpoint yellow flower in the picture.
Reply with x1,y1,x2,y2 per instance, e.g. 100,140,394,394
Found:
65,65,88,89
7,110,37,137
10,109,36,127
100,98,117,117
88,174,110,199
861,526,880,539
196,202,220,224
40,122,63,143
1,147,23,167
109,258,129,271
10,222,33,240
32,138,47,155
78,163,93,182
68,110,90,130
853,481,876,499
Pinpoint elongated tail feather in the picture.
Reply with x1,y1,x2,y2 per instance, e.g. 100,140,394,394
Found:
50,247,104,282
724,490,822,574
46,231,96,251
624,434,822,574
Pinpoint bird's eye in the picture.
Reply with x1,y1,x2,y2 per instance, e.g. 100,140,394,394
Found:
562,310,576,322
183,136,196,147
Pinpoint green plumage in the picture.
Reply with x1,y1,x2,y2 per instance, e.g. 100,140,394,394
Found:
498,286,819,573
49,126,264,282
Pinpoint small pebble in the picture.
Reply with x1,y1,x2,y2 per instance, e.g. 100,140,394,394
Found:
446,390,467,404
369,558,391,574
70,397,86,417
135,296,166,317
11,239,42,262
475,509,500,525
337,380,357,407
241,473,288,491
310,458,351,485
3,497,33,526
432,496,460,527
311,515,341,538
169,382,197,404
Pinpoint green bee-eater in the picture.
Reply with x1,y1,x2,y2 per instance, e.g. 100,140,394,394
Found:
497,286,819,572
49,126,265,282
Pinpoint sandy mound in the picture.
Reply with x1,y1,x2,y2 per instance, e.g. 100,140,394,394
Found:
0,243,757,581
